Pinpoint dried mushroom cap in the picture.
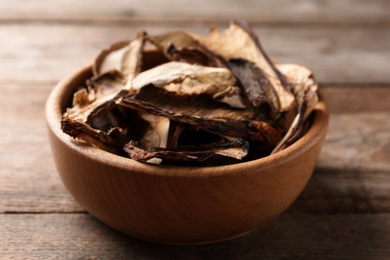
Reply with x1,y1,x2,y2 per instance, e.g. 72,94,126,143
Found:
93,33,145,82
130,61,245,108
194,20,296,113
145,30,224,67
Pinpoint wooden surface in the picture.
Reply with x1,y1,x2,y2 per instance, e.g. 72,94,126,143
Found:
1,0,389,258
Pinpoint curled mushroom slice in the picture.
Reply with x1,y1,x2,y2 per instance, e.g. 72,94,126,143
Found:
272,63,319,153
276,63,319,119
194,20,296,113
63,34,145,135
123,138,249,165
69,73,127,123
145,30,223,67
93,32,145,81
61,119,129,154
228,58,280,119
130,61,245,108
117,86,283,143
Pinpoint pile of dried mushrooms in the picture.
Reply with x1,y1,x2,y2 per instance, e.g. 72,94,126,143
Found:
61,20,319,166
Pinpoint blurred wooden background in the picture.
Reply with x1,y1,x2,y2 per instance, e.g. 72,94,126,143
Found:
1,0,389,258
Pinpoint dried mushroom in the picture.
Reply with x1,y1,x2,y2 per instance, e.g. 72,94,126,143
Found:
124,138,248,165
117,85,283,142
129,61,245,108
145,30,224,67
61,21,319,166
93,32,145,81
192,20,296,114
272,63,319,153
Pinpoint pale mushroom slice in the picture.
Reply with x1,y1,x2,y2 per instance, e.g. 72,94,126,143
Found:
272,63,319,153
117,85,283,143
129,61,245,109
193,20,296,113
145,30,224,67
123,138,249,165
136,112,170,164
93,32,145,81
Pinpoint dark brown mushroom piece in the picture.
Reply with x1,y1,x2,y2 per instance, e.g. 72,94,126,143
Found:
124,138,249,166
117,85,283,143
193,20,296,116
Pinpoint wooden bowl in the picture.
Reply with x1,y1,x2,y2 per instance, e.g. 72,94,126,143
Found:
45,53,329,245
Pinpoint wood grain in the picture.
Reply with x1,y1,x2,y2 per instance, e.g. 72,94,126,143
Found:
321,84,390,113
1,213,390,259
0,0,389,25
0,24,389,84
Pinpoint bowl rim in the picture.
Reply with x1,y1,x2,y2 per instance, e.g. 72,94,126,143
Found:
46,64,329,178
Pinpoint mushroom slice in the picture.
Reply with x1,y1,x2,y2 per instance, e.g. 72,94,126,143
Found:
63,34,145,136
228,58,280,119
130,61,245,108
276,63,319,119
70,72,127,119
145,30,223,67
194,20,295,112
93,32,145,81
136,112,171,164
272,63,319,153
117,86,283,143
123,138,249,165
137,113,170,149
61,119,129,154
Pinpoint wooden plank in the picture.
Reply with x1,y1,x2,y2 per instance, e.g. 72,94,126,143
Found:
319,112,390,172
322,84,390,113
0,0,389,25
1,213,390,259
290,168,390,214
0,82,84,214
289,112,390,213
0,24,389,84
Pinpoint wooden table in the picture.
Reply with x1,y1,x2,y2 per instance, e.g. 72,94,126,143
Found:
1,1,390,258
